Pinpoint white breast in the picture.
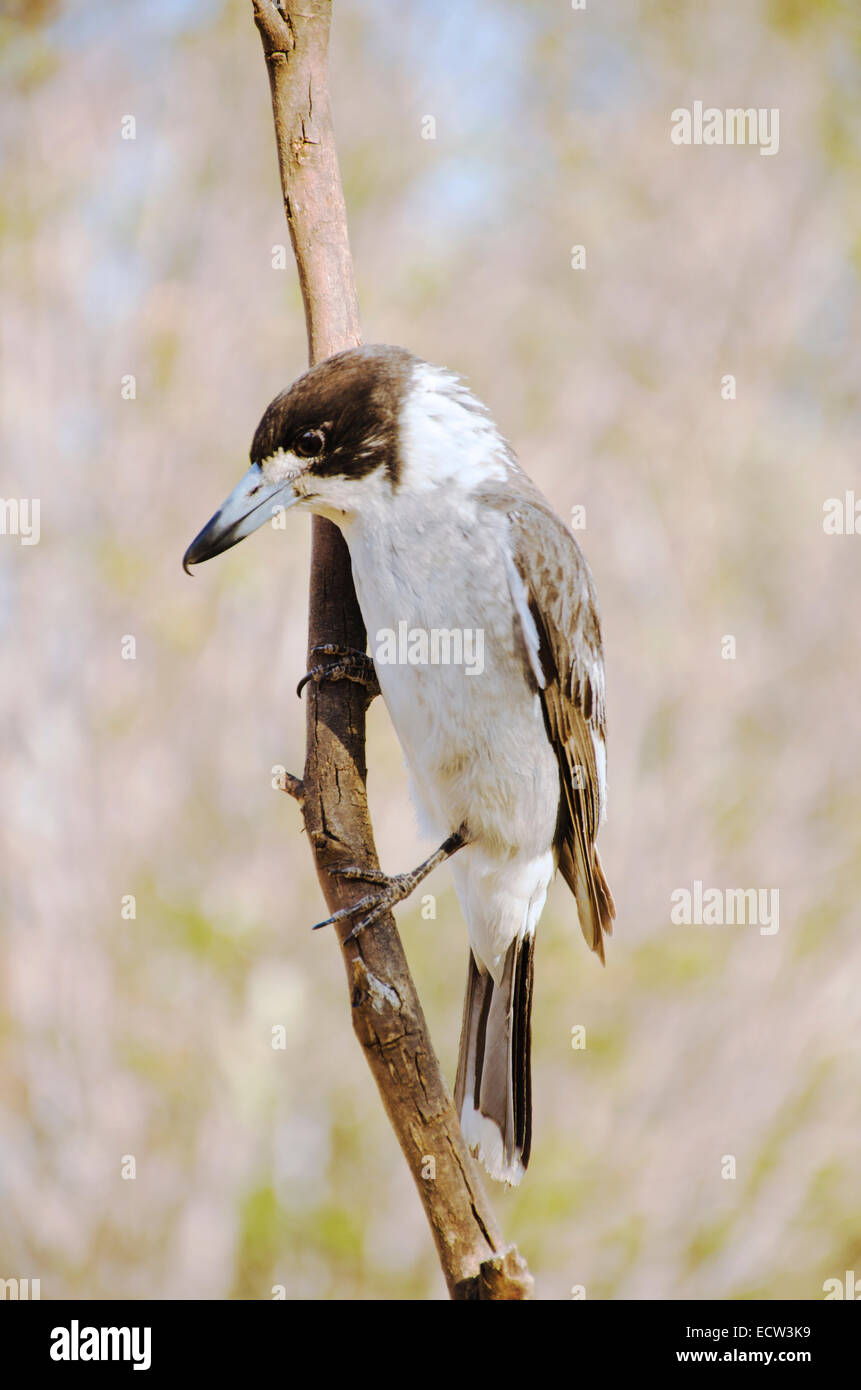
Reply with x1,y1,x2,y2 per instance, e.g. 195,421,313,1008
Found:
343,494,560,978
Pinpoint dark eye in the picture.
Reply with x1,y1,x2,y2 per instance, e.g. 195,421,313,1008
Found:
294,427,326,459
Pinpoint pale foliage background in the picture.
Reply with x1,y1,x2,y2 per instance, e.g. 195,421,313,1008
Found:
1,0,859,1299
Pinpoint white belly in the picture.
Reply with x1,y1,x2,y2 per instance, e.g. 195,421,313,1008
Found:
344,505,560,978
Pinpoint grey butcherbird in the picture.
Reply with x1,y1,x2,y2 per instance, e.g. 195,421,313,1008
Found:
184,345,615,1184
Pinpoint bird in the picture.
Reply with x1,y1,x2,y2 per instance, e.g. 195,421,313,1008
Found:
183,344,615,1185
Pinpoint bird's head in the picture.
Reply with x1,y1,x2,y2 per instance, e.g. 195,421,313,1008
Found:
183,345,418,570
183,343,512,571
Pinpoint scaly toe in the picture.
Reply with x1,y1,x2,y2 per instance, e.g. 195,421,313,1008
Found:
333,865,390,885
345,902,389,940
313,871,420,936
313,888,387,932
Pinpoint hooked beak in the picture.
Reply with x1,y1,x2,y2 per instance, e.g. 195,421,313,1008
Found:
182,464,299,572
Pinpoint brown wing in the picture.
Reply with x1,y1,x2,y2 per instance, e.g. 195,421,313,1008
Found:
503,494,616,962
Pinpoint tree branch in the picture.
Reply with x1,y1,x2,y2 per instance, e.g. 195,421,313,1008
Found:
251,0,533,1299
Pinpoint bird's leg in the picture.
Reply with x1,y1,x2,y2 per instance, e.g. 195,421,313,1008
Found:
313,829,468,940
296,644,380,703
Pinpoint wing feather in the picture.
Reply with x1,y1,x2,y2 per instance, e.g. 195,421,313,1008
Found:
500,492,616,961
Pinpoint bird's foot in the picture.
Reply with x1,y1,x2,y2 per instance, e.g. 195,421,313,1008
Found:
314,867,424,940
296,645,380,702
313,830,468,941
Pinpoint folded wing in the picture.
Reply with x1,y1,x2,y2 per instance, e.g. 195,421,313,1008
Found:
500,491,616,961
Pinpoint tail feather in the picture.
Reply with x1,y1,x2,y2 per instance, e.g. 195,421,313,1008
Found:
454,936,534,1185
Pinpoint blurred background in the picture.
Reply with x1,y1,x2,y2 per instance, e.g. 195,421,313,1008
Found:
1,0,860,1300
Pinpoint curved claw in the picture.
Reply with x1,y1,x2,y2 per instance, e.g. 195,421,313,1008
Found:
310,830,467,939
312,891,380,932
296,646,379,701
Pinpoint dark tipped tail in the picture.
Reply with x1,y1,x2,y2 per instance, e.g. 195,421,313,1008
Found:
454,935,534,1185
